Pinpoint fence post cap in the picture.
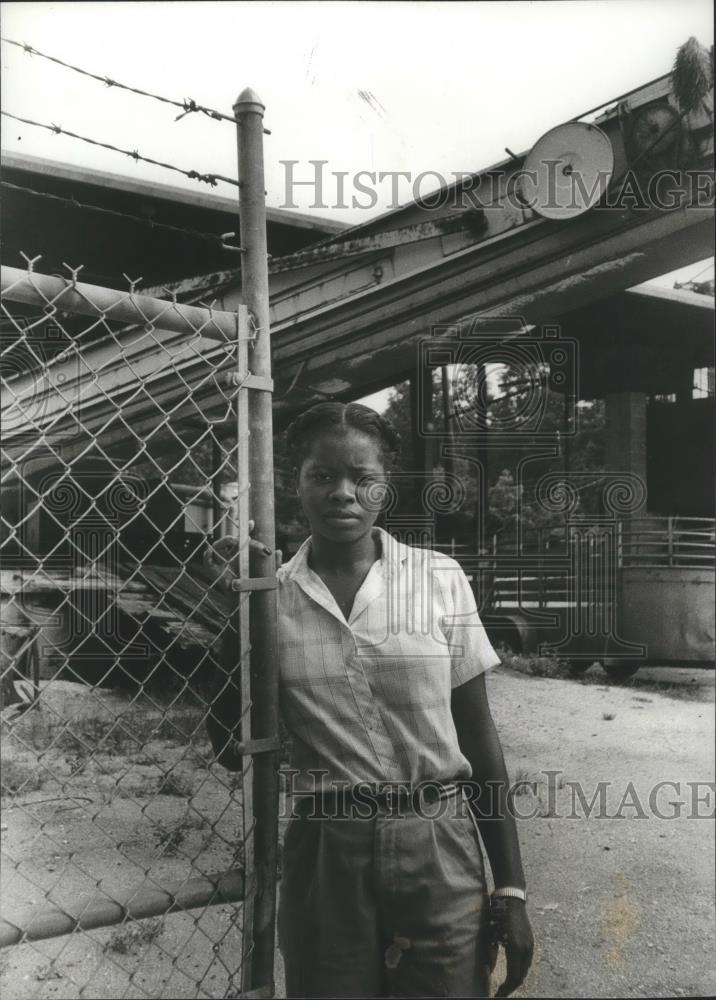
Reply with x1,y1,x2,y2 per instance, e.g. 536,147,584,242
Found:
233,87,265,114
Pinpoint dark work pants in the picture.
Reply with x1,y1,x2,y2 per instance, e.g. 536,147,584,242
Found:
278,792,491,998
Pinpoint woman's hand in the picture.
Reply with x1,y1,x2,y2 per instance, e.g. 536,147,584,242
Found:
488,897,534,997
202,521,274,591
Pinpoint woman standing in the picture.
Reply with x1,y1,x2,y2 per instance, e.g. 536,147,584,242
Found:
206,402,533,999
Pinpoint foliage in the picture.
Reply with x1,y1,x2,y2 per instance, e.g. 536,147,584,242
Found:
104,919,163,955
380,364,607,536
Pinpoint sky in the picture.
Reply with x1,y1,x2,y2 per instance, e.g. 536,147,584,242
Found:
2,1,713,218
1,0,713,409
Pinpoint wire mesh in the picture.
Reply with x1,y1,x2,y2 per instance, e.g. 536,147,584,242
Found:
1,260,266,999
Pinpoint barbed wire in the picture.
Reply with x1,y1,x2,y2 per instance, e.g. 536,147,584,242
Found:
1,35,270,134
2,110,239,188
1,180,245,253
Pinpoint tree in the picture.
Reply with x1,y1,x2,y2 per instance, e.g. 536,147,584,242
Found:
382,362,607,538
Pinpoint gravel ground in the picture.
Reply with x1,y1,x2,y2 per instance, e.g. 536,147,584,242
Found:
2,666,712,998
485,664,715,999
0,683,247,999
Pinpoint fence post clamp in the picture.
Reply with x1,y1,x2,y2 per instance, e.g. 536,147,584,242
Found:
225,371,274,392
230,576,277,592
231,737,281,757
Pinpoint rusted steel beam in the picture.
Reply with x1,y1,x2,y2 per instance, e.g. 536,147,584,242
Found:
0,868,244,948
268,212,487,272
266,206,714,417
270,204,713,354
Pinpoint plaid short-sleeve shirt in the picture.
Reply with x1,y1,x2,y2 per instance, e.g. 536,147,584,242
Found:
276,526,501,792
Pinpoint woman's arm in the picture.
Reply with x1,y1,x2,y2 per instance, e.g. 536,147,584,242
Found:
451,672,534,996
451,672,525,888
205,643,244,772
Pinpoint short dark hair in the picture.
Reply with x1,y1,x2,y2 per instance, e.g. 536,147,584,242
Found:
285,402,401,472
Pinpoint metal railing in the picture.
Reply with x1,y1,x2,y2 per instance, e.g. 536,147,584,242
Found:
0,92,279,1000
618,516,715,568
435,516,715,611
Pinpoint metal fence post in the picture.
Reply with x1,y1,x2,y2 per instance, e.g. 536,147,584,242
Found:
234,87,280,998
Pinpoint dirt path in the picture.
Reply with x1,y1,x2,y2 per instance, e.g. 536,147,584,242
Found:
479,666,713,998
273,664,715,998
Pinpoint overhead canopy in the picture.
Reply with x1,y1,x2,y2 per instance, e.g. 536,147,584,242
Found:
547,284,714,399
0,151,345,289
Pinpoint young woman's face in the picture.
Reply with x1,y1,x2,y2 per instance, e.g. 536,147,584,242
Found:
295,427,388,542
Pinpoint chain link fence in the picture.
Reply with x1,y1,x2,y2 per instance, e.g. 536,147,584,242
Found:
1,257,277,999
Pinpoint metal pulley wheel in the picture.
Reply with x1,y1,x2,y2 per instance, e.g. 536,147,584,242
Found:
518,121,615,220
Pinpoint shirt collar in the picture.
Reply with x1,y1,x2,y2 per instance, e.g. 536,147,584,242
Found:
279,524,407,582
